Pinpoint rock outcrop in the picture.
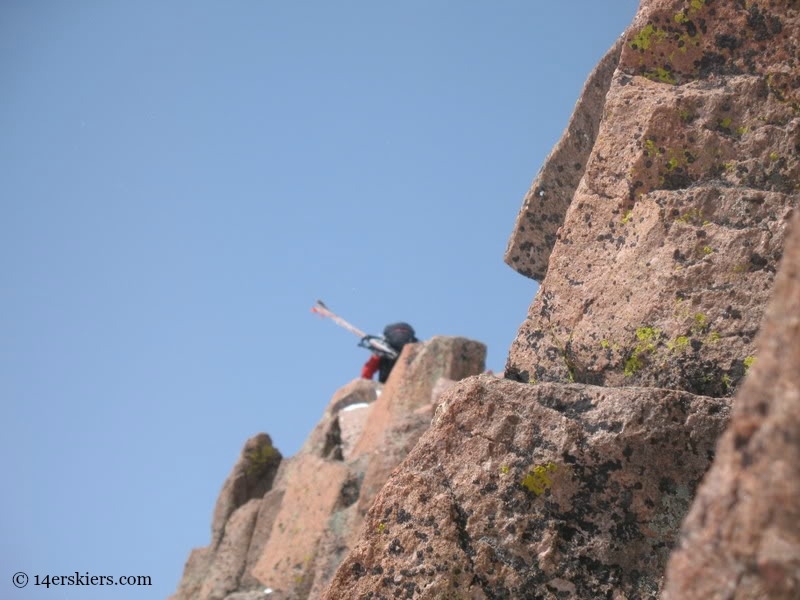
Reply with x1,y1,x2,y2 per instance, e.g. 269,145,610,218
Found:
504,36,625,282
173,434,282,600
662,209,800,599
323,378,731,599
172,336,486,600
321,0,798,598
176,1,798,598
505,0,798,397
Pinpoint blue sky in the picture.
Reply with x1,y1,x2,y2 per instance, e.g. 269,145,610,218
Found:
2,2,638,597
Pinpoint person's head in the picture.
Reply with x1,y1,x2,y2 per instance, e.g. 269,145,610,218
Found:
383,322,417,351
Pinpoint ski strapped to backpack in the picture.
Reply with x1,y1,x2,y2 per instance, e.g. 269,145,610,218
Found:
311,300,399,359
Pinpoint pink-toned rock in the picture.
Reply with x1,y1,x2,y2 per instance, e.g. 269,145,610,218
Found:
250,453,352,597
175,3,800,598
171,547,211,600
351,338,486,521
172,434,282,600
323,377,731,599
662,210,800,599
199,499,261,600
211,434,282,548
173,337,486,600
352,338,486,457
300,378,379,461
505,0,799,397
504,36,624,281
239,487,286,591
431,377,456,405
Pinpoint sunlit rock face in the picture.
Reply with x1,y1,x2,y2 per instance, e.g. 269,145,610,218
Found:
323,377,731,599
506,0,798,398
172,337,485,600
175,2,799,598
663,209,800,600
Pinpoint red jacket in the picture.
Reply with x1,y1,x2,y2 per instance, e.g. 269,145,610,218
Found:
361,354,381,379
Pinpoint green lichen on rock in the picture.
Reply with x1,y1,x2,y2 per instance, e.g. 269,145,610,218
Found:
625,327,662,377
245,441,279,478
667,335,690,352
692,313,708,333
675,208,708,226
630,24,666,52
521,463,558,496
645,66,677,85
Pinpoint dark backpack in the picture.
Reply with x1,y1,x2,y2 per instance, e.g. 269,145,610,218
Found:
383,322,417,352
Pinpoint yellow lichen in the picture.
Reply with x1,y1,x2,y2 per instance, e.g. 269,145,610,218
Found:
624,355,643,376
521,463,558,496
667,336,690,351
645,67,676,85
630,24,667,51
676,208,705,225
245,441,279,477
625,327,661,377
636,327,659,345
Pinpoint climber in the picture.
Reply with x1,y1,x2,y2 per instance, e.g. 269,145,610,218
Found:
361,322,418,383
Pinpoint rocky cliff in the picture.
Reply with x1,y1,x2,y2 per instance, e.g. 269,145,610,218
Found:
321,0,798,598
505,0,798,397
172,337,486,600
176,0,798,598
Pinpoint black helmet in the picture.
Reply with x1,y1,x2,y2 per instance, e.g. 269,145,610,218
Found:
383,322,417,351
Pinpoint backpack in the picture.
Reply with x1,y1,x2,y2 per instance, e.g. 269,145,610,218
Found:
382,322,417,352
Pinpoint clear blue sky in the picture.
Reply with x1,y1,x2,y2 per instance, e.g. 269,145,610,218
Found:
2,2,638,597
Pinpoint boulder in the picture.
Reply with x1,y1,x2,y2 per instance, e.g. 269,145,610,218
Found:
505,0,799,397
172,337,486,600
504,36,624,282
323,377,731,599
663,210,800,599
211,434,282,548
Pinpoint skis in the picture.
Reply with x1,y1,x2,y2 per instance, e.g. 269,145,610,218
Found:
311,300,398,359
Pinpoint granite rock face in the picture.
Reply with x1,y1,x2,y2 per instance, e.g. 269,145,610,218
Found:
172,337,486,600
504,36,625,281
662,210,800,599
505,0,799,397
323,377,731,599
321,1,797,598
176,2,799,598
172,434,282,600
